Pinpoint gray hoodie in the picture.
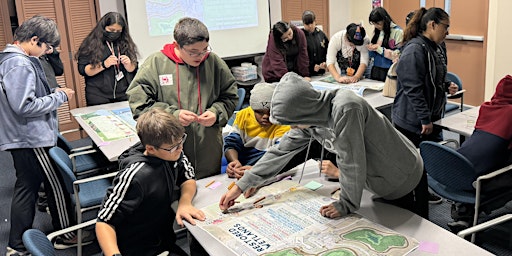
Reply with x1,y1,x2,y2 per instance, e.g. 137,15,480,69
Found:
236,72,423,215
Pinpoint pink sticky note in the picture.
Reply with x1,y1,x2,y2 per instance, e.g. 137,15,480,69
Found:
208,181,222,190
418,241,439,253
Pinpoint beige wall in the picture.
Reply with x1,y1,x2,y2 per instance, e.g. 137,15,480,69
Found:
485,0,512,100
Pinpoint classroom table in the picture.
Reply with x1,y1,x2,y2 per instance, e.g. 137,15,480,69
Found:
184,160,493,256
69,101,139,161
434,106,479,138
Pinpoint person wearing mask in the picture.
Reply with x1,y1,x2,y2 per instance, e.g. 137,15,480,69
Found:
262,21,310,82
301,10,329,76
76,12,139,106
326,23,370,84
367,7,403,81
219,72,428,219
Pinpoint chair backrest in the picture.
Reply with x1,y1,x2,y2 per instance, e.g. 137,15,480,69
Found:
447,71,463,91
56,133,74,154
420,141,476,191
49,146,77,194
236,88,246,111
22,229,56,256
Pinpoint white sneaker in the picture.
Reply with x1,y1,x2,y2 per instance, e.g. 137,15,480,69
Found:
5,247,30,256
53,230,95,250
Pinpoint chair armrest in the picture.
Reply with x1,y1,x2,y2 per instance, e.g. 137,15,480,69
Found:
457,214,512,238
47,219,96,242
60,128,82,135
439,139,460,148
68,149,98,159
73,171,119,186
472,163,512,189
447,89,466,99
69,145,94,152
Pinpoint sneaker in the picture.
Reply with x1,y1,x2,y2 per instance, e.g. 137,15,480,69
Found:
53,229,95,250
447,220,470,233
428,193,443,204
36,194,48,212
5,247,29,256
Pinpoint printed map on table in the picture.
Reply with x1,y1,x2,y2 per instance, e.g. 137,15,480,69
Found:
75,108,136,142
312,76,385,96
197,180,419,256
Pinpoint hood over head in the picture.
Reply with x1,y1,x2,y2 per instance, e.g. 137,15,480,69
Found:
270,72,332,126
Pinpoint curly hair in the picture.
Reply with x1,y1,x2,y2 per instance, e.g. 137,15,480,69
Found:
75,12,139,66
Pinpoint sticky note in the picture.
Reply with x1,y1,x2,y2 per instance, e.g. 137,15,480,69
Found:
418,241,439,253
305,181,323,190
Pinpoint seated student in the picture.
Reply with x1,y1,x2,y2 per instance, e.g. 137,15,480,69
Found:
262,21,310,82
301,10,329,76
326,23,370,84
220,72,428,219
96,108,205,256
448,75,512,232
224,83,291,179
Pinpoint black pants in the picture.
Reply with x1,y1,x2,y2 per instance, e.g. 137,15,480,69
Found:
370,66,389,82
9,147,75,250
394,124,442,148
376,170,430,219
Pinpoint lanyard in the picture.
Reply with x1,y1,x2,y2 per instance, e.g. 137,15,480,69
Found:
106,41,120,73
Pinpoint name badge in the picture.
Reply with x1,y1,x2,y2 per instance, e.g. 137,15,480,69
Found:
116,71,124,81
159,74,173,86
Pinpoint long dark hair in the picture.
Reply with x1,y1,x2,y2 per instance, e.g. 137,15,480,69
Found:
403,7,449,43
75,12,139,66
272,21,293,52
369,7,393,47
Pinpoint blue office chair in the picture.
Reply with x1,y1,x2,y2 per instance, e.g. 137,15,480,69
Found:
227,88,247,126
22,219,98,256
57,133,116,178
49,146,117,255
420,141,512,242
445,72,465,113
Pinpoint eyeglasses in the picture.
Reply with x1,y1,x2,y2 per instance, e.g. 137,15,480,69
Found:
38,41,52,51
158,134,187,153
181,46,212,57
438,22,450,30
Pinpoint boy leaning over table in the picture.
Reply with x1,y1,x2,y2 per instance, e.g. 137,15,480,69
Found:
219,72,429,220
96,108,205,256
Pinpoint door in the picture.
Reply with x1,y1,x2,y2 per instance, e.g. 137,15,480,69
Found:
385,0,488,106
281,0,330,37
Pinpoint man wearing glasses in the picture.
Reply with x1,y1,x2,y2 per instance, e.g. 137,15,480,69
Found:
127,17,239,180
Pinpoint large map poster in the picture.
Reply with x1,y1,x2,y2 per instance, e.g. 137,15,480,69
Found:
198,180,419,256
75,108,137,142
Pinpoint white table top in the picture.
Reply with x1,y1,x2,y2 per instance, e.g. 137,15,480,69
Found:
70,101,139,162
310,76,394,110
434,106,479,138
185,160,492,256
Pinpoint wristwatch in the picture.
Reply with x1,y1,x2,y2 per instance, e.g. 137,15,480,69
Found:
112,254,122,256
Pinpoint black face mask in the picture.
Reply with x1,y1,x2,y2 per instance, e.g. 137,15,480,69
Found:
103,31,121,42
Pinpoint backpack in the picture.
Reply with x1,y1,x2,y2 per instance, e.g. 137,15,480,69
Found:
382,62,397,98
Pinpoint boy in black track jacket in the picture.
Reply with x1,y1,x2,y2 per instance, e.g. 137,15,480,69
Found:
96,108,205,256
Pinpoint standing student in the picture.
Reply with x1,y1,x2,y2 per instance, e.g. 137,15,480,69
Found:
76,12,139,106
224,82,291,179
219,72,428,219
367,7,403,81
392,7,458,147
0,15,77,255
96,108,205,256
262,21,310,82
126,17,238,179
301,10,329,76
326,23,370,84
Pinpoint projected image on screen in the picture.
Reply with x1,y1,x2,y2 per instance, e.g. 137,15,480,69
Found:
146,0,259,37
